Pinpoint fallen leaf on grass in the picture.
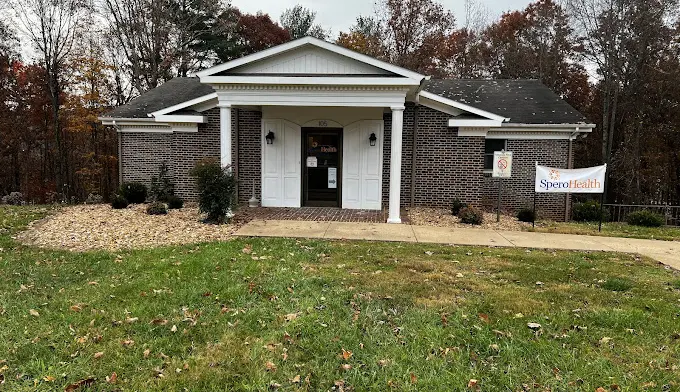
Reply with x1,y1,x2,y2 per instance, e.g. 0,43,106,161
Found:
467,379,479,389
410,373,417,384
43,375,56,382
64,378,95,391
143,349,151,358
599,337,613,346
150,318,168,325
284,313,299,322
70,304,83,312
29,309,39,317
341,348,353,360
265,361,277,372
106,372,117,384
94,352,104,359
290,375,301,384
171,325,177,333
340,364,352,371
121,339,134,347
125,317,138,324
596,388,606,392
478,313,490,324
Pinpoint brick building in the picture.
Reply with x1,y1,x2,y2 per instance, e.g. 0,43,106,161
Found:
101,37,593,222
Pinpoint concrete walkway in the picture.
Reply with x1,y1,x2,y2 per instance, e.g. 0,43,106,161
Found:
235,220,680,269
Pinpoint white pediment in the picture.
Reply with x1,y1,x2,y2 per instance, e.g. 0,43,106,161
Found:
196,37,424,81
230,45,393,76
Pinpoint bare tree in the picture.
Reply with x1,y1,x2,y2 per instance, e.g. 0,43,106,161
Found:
10,0,85,195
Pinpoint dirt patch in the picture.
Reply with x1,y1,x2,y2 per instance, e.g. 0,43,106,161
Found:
16,204,242,252
407,207,529,231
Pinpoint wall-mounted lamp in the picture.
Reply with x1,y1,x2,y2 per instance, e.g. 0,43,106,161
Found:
369,132,377,147
265,131,275,145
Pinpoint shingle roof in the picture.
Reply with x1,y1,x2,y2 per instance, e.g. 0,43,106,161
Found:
103,77,214,119
423,79,589,125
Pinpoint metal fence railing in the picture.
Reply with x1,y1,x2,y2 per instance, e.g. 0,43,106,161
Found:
604,204,680,226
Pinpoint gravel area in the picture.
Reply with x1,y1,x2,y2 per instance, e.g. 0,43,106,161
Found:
16,204,240,252
407,207,529,231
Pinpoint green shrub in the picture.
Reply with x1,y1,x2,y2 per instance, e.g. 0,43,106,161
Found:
167,195,184,209
150,163,175,202
111,195,129,209
451,198,468,216
517,208,536,223
119,182,148,204
190,159,237,223
626,209,664,227
601,278,633,292
459,206,484,225
146,201,168,215
572,200,609,222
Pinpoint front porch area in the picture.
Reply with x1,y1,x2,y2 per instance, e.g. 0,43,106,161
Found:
234,206,411,224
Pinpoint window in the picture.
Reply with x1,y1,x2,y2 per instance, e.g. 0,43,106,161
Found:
484,139,507,170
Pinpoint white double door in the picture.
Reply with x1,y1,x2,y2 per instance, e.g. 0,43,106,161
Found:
261,119,383,210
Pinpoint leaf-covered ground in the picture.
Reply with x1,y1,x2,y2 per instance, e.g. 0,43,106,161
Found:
1,206,680,391
528,221,680,241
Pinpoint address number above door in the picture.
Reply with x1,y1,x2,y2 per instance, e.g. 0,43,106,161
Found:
301,119,343,128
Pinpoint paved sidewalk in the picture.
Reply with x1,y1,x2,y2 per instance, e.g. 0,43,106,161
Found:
235,220,680,269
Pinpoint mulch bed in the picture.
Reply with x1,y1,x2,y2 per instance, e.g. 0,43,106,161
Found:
16,204,241,252
407,207,529,231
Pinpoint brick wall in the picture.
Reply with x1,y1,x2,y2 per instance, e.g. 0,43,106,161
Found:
481,139,571,220
383,105,485,209
120,132,172,188
119,108,261,202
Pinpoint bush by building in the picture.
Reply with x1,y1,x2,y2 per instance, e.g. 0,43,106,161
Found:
626,209,664,227
119,182,148,204
190,159,237,223
459,206,484,225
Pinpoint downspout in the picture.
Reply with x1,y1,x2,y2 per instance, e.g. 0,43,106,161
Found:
565,128,578,221
112,120,123,186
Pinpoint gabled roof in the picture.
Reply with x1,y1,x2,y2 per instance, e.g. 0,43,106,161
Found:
195,36,425,81
102,78,214,119
423,79,590,125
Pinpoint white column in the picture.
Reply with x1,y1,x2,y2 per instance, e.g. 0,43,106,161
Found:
219,103,232,168
387,105,405,224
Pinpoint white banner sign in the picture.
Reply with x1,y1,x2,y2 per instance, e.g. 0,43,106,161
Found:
535,164,606,193
492,151,513,178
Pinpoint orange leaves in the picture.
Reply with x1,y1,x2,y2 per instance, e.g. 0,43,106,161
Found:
341,348,353,361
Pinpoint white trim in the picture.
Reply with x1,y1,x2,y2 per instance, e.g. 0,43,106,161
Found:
117,125,172,133
215,86,408,107
170,123,199,133
151,93,218,116
501,123,596,130
201,76,420,86
418,90,508,122
458,127,490,137
154,115,206,123
486,131,579,140
449,119,502,128
195,36,425,81
301,119,343,128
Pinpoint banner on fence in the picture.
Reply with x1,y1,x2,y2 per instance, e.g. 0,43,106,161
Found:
535,164,607,193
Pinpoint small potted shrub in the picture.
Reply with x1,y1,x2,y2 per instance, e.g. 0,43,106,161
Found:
119,182,148,204
451,198,467,216
626,210,664,227
190,158,237,223
167,195,184,209
146,201,168,215
459,206,484,225
111,195,129,209
517,207,536,223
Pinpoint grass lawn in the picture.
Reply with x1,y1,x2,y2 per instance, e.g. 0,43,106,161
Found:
528,221,680,241
1,206,680,391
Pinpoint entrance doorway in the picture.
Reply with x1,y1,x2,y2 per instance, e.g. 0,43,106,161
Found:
302,128,342,207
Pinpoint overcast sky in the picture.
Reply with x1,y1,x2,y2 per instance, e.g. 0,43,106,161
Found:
230,0,536,36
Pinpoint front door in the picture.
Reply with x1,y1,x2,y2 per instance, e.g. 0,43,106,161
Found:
303,128,342,207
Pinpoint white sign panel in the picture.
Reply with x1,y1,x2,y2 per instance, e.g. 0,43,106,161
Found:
535,164,606,193
492,151,513,178
328,167,337,189
306,156,317,168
